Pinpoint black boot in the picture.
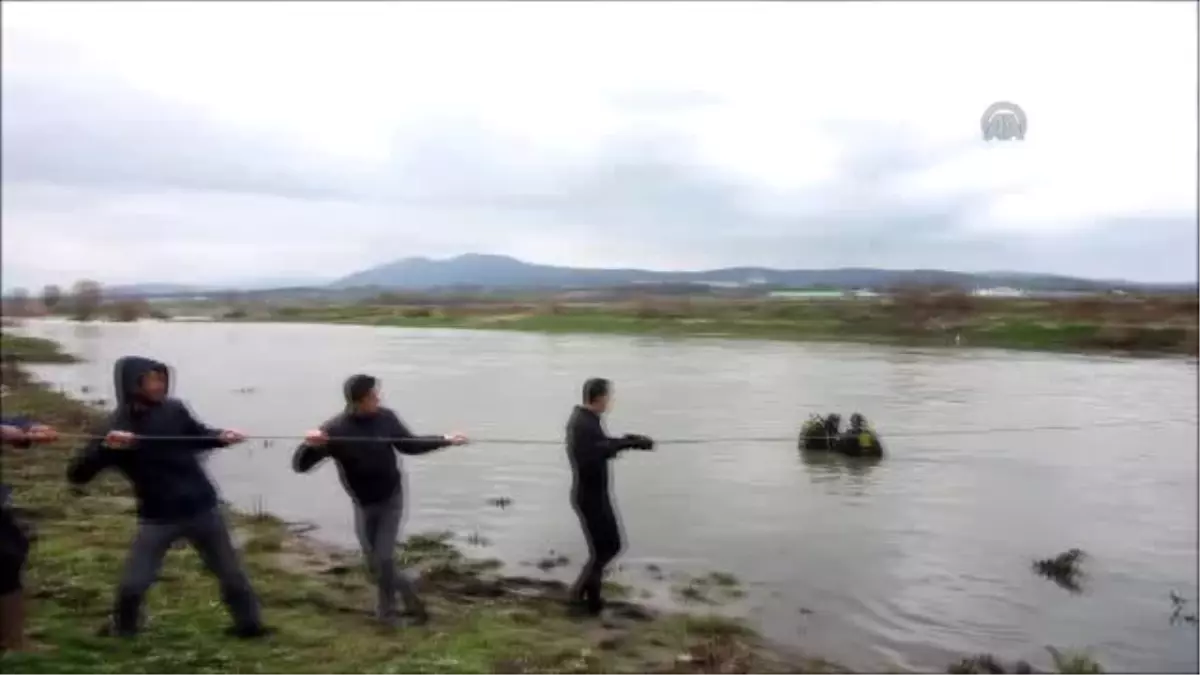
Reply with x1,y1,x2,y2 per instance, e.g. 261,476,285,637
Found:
107,592,142,638
224,623,272,639
584,580,605,617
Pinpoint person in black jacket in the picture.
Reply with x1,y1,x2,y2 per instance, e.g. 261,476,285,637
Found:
292,374,468,627
565,378,653,617
1,416,57,653
66,356,267,639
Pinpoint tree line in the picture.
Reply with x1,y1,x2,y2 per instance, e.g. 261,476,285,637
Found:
2,281,154,322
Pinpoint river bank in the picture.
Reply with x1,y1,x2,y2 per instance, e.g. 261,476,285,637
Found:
0,335,837,673
0,332,1136,673
221,294,1198,357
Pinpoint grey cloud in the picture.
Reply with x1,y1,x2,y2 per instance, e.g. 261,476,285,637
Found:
1,34,365,203
2,30,1195,286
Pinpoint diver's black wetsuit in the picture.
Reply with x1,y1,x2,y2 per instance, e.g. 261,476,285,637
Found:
564,405,651,614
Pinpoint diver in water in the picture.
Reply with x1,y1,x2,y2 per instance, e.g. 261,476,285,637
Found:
565,378,654,617
66,357,268,639
798,413,841,451
835,413,884,457
293,374,469,627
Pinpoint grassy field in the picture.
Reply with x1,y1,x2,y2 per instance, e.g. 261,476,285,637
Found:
0,335,836,674
1,332,78,364
221,293,1199,357
0,334,1118,673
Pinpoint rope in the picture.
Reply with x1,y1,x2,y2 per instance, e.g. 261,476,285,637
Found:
38,417,1197,446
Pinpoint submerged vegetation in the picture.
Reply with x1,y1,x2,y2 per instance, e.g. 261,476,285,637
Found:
1033,549,1087,594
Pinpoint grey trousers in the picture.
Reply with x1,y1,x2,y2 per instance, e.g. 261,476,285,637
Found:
116,508,261,632
353,489,424,619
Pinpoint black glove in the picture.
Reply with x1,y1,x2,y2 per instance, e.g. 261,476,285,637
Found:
622,433,655,451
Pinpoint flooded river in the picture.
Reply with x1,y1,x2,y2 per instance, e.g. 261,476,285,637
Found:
12,319,1199,672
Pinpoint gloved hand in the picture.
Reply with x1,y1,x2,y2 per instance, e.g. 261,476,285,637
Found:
622,433,655,451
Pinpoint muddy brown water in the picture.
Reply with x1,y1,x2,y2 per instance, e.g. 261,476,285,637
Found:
12,319,1199,672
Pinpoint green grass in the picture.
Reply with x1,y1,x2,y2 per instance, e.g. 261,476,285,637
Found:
0,332,78,364
0,349,835,673
237,300,1199,357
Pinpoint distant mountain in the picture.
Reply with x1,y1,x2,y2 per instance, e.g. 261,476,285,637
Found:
328,254,1186,293
79,255,1193,299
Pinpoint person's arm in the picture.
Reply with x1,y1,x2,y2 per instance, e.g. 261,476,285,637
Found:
577,414,639,460
175,401,233,452
292,417,338,473
384,410,453,456
67,419,120,486
1,417,33,448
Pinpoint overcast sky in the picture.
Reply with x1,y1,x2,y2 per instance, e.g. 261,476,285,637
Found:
2,1,1196,289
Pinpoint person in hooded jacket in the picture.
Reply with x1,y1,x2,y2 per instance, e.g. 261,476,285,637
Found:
292,374,469,627
66,356,268,639
1,417,57,653
565,378,654,617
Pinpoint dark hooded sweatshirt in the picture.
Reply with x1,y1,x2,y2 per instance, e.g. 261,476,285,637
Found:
291,381,451,507
66,356,230,522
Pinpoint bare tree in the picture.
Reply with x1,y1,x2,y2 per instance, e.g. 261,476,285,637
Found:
111,298,150,322
5,288,31,317
70,279,103,321
42,284,63,313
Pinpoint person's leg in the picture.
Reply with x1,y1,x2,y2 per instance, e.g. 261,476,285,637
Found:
373,490,425,623
0,508,31,652
113,520,178,636
581,500,622,614
352,500,396,620
568,498,599,607
352,500,378,578
184,509,265,636
569,495,622,615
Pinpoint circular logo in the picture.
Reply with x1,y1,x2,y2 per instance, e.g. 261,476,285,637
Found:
981,101,1027,141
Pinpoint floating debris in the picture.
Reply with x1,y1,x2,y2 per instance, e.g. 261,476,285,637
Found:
285,521,318,536
535,552,571,572
465,531,492,547
486,496,513,510
1170,591,1199,626
948,654,1033,674
670,571,746,605
1033,548,1085,593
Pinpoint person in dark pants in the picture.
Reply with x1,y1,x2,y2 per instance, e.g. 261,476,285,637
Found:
292,374,468,627
1,416,58,653
66,356,268,639
565,378,654,617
